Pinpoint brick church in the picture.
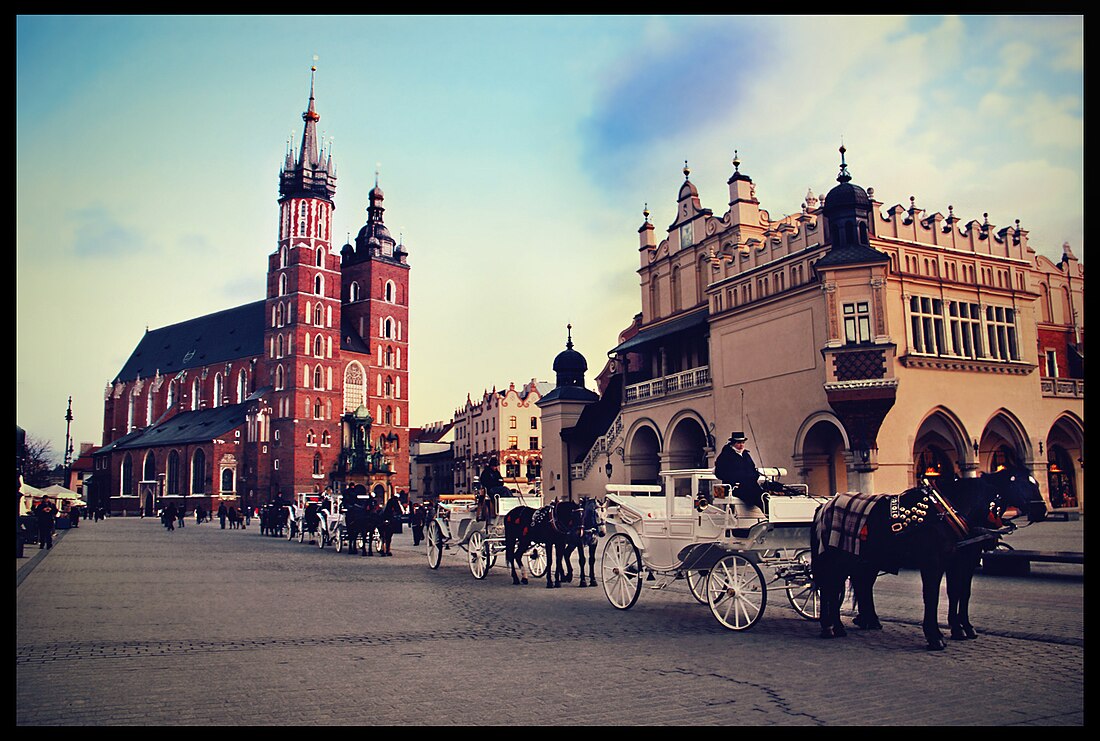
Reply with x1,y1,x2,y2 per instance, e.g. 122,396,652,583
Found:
91,70,411,516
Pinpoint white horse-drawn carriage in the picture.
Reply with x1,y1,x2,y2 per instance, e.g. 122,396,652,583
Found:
425,491,548,579
601,468,830,630
284,492,342,548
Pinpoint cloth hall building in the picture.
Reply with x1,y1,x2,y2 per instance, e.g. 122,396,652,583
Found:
90,72,411,516
539,149,1084,513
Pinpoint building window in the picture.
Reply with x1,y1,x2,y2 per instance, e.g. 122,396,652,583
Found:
509,416,517,429
530,436,539,450
350,281,360,302
314,274,324,296
279,273,288,297
121,454,133,496
313,453,323,476
237,369,247,403
947,301,984,359
212,373,222,408
505,459,521,478
680,221,693,248
167,451,180,495
508,436,518,450
526,459,541,480
306,429,316,445
530,417,538,429
191,378,201,410
985,306,1020,361
908,296,946,355
1045,350,1058,377
314,365,324,389
321,430,331,446
220,468,234,493
191,450,206,494
385,280,395,303
843,302,872,345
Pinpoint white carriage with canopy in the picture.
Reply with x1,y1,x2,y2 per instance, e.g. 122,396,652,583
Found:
601,468,830,630
425,490,548,580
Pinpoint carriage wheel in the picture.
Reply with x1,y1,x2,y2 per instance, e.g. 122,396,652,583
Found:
318,527,327,548
525,543,548,578
468,530,490,580
298,525,305,543
287,522,296,541
335,527,345,553
784,549,820,620
707,554,767,631
686,570,709,605
426,521,443,569
602,533,643,610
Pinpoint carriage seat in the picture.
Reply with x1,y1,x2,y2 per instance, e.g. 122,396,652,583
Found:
731,501,767,527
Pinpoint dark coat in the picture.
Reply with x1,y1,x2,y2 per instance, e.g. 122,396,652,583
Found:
714,445,764,510
34,500,58,529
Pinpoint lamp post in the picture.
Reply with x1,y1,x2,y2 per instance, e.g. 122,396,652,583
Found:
63,396,74,489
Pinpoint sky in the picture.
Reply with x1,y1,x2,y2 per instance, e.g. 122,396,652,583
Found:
16,15,1084,463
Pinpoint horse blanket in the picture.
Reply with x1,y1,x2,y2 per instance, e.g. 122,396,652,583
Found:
814,492,883,557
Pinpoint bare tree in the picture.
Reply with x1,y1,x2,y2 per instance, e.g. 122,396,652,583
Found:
21,435,56,488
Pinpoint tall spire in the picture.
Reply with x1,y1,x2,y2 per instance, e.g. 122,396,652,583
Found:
299,65,321,168
279,66,336,203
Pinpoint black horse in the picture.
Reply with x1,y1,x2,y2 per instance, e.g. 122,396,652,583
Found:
379,496,403,556
343,490,384,556
812,465,1045,650
259,504,283,536
558,497,606,587
504,500,588,588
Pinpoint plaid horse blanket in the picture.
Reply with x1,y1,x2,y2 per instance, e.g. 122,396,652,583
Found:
814,492,883,557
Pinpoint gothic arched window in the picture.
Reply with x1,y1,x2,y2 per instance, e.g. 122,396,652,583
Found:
191,450,206,494
343,362,365,413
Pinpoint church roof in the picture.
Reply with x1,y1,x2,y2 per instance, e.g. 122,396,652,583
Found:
114,300,267,383
109,404,250,451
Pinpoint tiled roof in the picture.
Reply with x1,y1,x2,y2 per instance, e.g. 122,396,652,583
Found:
114,301,266,383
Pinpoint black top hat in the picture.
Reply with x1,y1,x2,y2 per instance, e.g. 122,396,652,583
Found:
729,432,747,443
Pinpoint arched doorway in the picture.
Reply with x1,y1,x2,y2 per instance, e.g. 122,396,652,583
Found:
1046,413,1084,510
797,419,848,496
666,415,709,470
913,408,968,484
977,410,1030,474
625,423,661,485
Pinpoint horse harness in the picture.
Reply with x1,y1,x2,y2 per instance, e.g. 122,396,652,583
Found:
888,480,1003,539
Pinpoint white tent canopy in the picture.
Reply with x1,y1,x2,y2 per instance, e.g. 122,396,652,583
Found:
42,484,86,507
18,479,48,516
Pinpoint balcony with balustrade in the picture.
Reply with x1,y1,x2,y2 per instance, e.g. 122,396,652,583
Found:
624,365,711,405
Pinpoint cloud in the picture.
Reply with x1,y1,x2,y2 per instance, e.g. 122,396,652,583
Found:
69,205,145,258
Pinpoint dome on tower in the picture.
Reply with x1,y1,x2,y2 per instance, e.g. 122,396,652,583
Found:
823,145,871,216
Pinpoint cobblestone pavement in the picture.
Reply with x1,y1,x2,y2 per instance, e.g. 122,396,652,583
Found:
16,516,1084,726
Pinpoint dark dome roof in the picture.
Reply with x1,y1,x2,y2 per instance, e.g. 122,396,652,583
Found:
823,180,871,214
823,145,871,215
553,345,587,375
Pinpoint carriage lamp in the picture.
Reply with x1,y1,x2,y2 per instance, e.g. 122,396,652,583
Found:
604,455,613,479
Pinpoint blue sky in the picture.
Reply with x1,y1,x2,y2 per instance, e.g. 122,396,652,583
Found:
16,15,1084,461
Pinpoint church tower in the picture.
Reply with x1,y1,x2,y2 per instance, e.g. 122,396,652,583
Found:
264,67,343,495
339,175,411,494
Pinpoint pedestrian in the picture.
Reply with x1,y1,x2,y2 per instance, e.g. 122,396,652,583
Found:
244,506,253,528
163,502,177,531
714,431,766,513
195,505,204,525
69,507,80,528
177,505,186,528
33,495,58,550
411,503,425,546
218,502,228,529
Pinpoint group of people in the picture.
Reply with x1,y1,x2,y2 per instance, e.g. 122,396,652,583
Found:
215,502,251,530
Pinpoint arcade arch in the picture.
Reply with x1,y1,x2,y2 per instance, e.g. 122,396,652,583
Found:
792,414,849,496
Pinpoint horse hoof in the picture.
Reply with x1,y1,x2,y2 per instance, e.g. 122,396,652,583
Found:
521,578,528,585
927,641,947,651
854,616,882,631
